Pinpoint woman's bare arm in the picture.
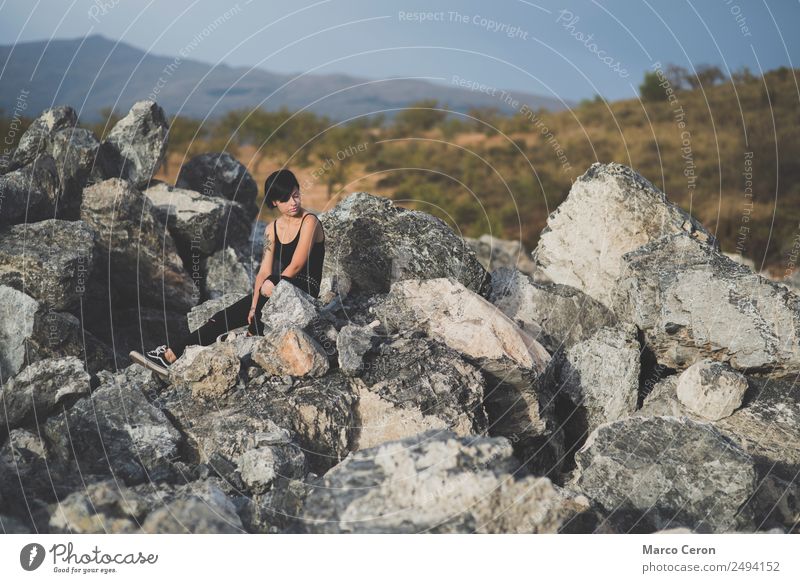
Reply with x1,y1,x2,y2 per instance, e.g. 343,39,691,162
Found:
251,221,274,309
281,215,321,278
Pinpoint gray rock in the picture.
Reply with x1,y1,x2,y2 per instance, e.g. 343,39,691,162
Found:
238,444,306,495
11,106,78,168
144,182,251,257
42,365,182,485
354,332,488,449
464,233,537,276
176,152,259,220
613,234,800,373
203,247,252,300
0,219,95,311
260,279,320,330
303,431,599,533
0,286,113,379
336,324,375,375
374,277,562,475
0,155,59,225
319,193,489,298
676,360,748,421
81,178,197,311
141,479,244,533
49,127,108,218
555,323,640,437
187,292,246,333
573,416,757,532
49,480,151,534
637,376,685,417
533,163,716,308
251,326,329,378
169,342,240,401
0,356,90,431
103,101,168,188
490,267,617,353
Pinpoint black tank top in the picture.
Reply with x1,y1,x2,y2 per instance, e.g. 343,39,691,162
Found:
272,213,326,298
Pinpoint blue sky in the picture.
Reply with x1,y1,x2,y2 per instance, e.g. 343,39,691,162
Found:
1,0,797,102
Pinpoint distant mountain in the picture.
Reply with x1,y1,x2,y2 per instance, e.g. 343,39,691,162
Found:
0,35,570,121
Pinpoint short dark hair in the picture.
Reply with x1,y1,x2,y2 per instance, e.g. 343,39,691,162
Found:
264,169,299,209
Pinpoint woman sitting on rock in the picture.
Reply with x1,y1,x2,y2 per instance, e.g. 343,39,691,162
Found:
130,169,326,377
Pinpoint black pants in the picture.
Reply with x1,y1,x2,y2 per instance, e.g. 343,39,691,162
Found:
170,292,268,357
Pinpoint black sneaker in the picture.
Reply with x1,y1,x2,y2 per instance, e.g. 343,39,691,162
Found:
129,345,171,378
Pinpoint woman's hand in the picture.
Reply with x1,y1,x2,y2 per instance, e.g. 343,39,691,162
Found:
260,278,276,298
247,306,257,326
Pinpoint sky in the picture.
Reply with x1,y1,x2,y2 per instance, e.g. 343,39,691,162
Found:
0,0,798,103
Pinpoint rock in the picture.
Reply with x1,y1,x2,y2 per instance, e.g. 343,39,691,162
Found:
533,163,716,308
354,332,488,448
572,416,757,532
554,323,640,447
724,252,756,271
141,479,244,533
319,193,489,298
490,267,617,353
0,155,59,225
169,342,240,401
186,292,245,333
0,357,90,431
238,444,306,495
203,247,252,300
176,152,259,220
11,106,78,168
252,326,329,378
81,178,197,311
49,127,108,218
303,431,598,533
260,280,321,330
676,360,748,421
42,365,182,485
336,324,375,375
613,233,800,373
464,234,537,275
374,277,562,475
254,371,357,473
0,219,95,311
49,480,151,534
144,182,251,257
103,101,168,188
0,286,113,379
637,376,684,417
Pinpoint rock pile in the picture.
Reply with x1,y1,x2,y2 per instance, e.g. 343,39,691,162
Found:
2,117,798,534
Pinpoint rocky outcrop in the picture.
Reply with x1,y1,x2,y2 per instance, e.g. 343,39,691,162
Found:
103,101,169,188
572,416,757,532
176,152,259,220
203,247,252,300
81,178,197,311
613,233,800,373
319,193,490,298
303,431,601,533
144,182,251,257
11,106,78,169
0,357,90,432
490,267,617,353
0,155,59,225
0,219,95,311
50,127,108,218
533,163,716,308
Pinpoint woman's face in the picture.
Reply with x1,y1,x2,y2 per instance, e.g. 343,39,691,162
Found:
275,188,301,218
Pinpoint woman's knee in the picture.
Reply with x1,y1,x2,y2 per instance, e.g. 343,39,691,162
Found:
260,281,272,297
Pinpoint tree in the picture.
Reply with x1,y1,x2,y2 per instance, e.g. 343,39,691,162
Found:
687,64,726,89
639,71,667,101
395,99,447,133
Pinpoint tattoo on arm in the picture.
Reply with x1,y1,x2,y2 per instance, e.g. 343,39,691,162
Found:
262,237,272,261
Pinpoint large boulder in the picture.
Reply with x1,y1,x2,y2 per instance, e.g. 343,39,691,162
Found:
572,416,757,532
303,431,600,533
0,155,59,225
169,343,241,401
144,182,251,258
490,267,617,353
0,357,90,432
353,331,488,449
612,233,800,373
140,479,244,533
49,127,113,218
176,152,259,220
0,286,112,379
375,277,562,475
42,365,183,485
0,219,95,311
319,193,490,298
11,106,78,169
102,101,169,188
252,326,330,378
81,178,197,311
464,234,537,276
533,163,716,308
203,247,252,300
